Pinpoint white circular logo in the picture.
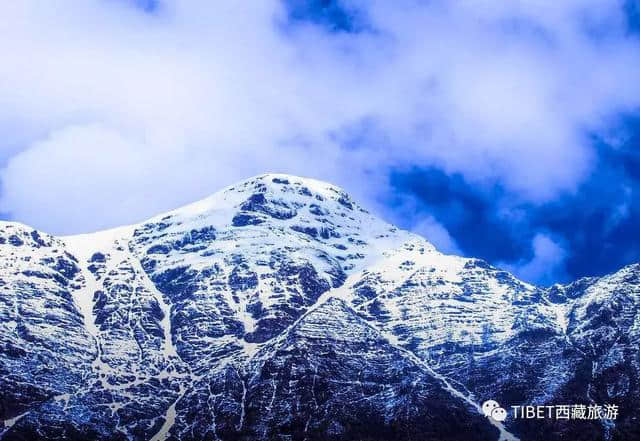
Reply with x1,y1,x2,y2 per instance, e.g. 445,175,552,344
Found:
482,400,500,417
490,407,507,422
482,400,507,422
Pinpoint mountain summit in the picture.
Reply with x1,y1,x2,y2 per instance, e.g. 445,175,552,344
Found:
1,174,638,441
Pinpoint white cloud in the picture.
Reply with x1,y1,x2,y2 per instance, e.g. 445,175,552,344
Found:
0,0,639,234
501,233,568,285
412,216,461,255
605,184,632,232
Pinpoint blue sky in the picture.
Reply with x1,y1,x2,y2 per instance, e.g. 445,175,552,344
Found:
0,1,639,286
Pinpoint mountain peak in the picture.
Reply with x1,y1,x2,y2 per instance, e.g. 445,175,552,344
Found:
4,173,640,440
156,173,364,222
234,173,355,201
131,172,419,274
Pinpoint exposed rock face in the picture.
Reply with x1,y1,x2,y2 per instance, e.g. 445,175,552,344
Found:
1,174,638,441
0,225,95,425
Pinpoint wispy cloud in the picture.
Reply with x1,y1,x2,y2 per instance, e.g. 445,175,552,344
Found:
412,215,462,255
500,233,568,286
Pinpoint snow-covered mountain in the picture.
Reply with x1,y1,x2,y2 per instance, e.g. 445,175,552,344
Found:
1,174,638,441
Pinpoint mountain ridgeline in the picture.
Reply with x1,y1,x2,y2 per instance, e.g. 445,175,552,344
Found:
1,174,639,441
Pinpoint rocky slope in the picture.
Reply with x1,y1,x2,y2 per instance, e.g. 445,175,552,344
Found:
1,174,638,441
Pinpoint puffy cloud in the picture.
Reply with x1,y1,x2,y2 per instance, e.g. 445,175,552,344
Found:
0,0,639,242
